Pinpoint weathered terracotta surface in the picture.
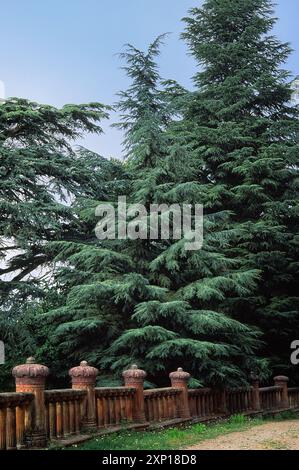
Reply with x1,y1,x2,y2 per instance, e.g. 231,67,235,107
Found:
69,361,98,385
169,368,191,419
123,365,147,422
251,375,261,411
44,389,86,438
69,361,99,430
0,359,297,451
0,393,33,450
274,375,289,408
12,357,49,385
144,388,180,421
12,357,49,447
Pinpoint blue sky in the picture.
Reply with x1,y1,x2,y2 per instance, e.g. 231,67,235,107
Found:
1,0,298,157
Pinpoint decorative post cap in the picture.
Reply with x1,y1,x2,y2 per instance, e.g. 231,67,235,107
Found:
169,367,191,381
12,357,49,379
122,364,147,381
69,361,98,384
274,375,289,383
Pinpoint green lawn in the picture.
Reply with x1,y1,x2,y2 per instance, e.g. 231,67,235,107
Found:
65,411,298,451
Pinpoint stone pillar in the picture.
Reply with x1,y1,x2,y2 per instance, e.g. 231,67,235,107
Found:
122,365,146,423
169,367,191,419
251,374,261,411
12,357,49,447
274,375,289,408
69,361,98,430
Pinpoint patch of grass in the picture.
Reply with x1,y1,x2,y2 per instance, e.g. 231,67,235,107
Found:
272,410,299,421
63,411,299,451
66,415,267,451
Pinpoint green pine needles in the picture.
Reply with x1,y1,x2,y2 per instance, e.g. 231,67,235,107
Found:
0,0,298,389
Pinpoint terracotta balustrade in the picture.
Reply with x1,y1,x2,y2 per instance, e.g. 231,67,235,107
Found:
259,386,282,410
0,392,34,450
251,374,261,411
123,365,147,423
274,376,289,408
12,357,49,447
226,387,254,414
288,387,299,408
169,368,191,419
144,388,181,422
44,389,86,439
95,387,135,427
1,358,297,451
188,388,223,418
69,361,99,430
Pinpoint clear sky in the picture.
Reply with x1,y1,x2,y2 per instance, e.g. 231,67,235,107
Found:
1,0,298,158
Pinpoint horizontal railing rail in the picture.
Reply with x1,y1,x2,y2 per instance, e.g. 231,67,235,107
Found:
0,392,34,450
288,387,299,408
95,387,136,427
1,359,297,450
226,387,253,414
44,389,86,440
144,388,181,422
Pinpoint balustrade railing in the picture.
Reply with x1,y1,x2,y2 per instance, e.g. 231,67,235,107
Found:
1,358,298,450
288,387,299,408
259,386,282,410
0,392,34,450
226,387,253,414
144,388,180,422
44,389,86,440
95,387,135,427
188,388,223,418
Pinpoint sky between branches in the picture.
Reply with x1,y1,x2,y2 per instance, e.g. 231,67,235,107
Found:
1,0,298,158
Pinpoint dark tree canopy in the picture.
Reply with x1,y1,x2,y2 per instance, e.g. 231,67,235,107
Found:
0,0,298,389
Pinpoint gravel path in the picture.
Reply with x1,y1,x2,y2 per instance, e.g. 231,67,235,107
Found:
186,420,299,450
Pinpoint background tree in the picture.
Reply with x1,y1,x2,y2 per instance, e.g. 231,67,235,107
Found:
0,98,112,310
103,36,267,387
40,34,269,387
179,0,299,381
2,0,297,389
0,97,121,387
35,37,172,384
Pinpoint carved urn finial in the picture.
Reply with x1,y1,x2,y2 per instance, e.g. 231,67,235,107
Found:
12,357,49,384
69,360,98,385
122,365,147,384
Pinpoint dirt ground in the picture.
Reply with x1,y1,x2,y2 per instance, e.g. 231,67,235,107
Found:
186,420,299,450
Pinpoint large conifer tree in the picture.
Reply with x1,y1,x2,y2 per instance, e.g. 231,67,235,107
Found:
27,0,298,387
0,97,120,386
37,38,171,380
179,0,299,380
104,35,267,387
0,98,111,312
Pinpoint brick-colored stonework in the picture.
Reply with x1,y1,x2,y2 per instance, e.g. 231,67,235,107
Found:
123,365,147,423
169,368,191,419
0,358,298,449
12,357,49,447
69,361,99,430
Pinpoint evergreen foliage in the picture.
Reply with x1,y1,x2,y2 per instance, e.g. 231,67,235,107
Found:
42,34,268,387
0,98,113,312
0,98,121,385
1,0,298,388
180,0,299,379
